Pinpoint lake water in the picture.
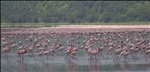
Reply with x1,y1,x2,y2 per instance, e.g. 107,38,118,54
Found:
1,28,150,72
1,53,150,72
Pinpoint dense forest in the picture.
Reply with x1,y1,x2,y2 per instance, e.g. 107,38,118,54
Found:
1,1,150,23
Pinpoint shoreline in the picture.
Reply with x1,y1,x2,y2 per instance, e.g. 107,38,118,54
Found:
41,25,150,29
1,25,150,34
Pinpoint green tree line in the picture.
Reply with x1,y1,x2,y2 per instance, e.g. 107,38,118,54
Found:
1,1,150,23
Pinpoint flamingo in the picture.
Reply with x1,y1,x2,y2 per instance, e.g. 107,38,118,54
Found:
2,46,11,57
137,40,146,46
28,44,36,55
1,27,150,63
58,46,65,55
87,47,101,61
11,43,18,51
107,45,114,55
37,48,45,61
65,47,72,60
69,47,78,60
16,47,27,60
69,50,77,60
132,46,141,59
42,50,51,61
42,48,57,61
114,47,123,62
34,38,38,43
145,49,150,61
97,45,104,58
19,41,23,46
121,50,131,62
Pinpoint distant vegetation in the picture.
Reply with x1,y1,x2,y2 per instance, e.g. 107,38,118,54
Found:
1,1,150,24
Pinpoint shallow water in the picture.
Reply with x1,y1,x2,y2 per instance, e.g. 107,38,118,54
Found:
1,53,150,72
1,28,150,72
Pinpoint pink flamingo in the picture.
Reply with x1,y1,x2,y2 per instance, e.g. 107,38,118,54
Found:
132,46,141,59
87,47,101,62
37,48,45,61
11,43,18,51
28,44,36,55
19,41,23,46
145,45,150,61
97,45,104,58
107,45,114,55
42,48,57,61
58,46,65,55
121,50,131,62
16,47,27,60
69,47,78,60
65,46,72,60
1,41,10,47
145,49,150,61
69,51,77,60
114,47,123,62
2,46,11,57
137,40,146,46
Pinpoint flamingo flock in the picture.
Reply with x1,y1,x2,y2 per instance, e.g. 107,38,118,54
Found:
1,28,150,63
